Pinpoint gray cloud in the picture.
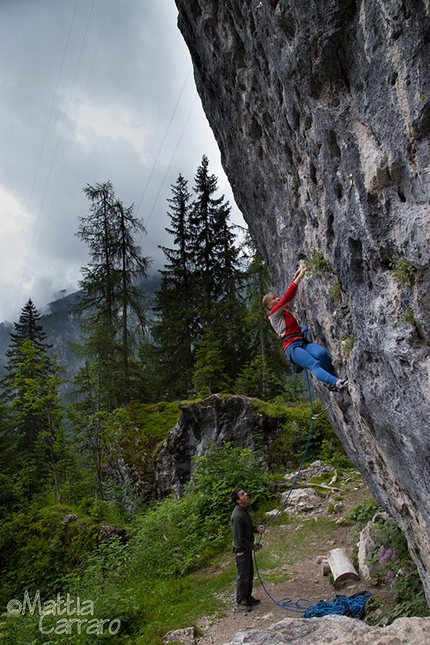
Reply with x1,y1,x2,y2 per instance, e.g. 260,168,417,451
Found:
0,0,243,322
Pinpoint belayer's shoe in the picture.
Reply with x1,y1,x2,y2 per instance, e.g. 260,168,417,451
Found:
335,378,348,391
236,601,251,612
246,597,261,606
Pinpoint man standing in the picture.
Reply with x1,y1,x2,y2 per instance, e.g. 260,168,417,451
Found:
231,488,266,611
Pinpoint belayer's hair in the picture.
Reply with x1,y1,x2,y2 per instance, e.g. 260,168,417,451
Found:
231,488,242,504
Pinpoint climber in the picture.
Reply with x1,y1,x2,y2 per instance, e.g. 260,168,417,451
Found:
231,488,265,612
262,265,348,391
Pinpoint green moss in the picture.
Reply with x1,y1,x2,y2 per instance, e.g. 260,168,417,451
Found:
125,401,181,439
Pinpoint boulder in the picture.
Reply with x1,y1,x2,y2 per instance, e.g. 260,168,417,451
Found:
155,394,276,498
221,615,430,645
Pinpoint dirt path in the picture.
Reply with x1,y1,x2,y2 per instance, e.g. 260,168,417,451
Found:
195,470,390,645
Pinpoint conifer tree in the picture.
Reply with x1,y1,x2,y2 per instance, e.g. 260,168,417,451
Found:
1,300,65,503
151,159,249,398
150,174,196,398
74,181,150,409
192,328,231,397
190,156,248,383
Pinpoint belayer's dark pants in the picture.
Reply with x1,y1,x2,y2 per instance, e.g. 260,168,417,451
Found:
235,550,253,604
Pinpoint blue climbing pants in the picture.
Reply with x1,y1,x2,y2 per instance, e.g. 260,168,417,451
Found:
286,341,338,387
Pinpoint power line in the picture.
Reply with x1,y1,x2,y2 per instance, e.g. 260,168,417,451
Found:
135,67,193,226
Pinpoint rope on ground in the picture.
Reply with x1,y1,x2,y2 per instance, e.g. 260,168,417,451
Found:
302,592,372,618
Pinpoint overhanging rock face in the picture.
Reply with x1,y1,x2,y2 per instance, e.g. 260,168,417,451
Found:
174,0,430,601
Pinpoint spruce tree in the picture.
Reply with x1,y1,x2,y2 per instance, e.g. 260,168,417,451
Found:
152,159,249,398
74,181,150,409
1,300,65,504
190,156,248,383
150,174,196,398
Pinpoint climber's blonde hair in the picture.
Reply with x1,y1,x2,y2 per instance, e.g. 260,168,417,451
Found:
262,292,276,310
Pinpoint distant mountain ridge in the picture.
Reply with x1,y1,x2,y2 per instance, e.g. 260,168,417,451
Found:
0,273,161,389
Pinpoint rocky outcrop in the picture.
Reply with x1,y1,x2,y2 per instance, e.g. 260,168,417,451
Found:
155,394,276,498
221,615,430,645
175,0,430,602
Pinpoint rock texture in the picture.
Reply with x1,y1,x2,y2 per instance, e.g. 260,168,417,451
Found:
175,0,430,601
155,394,276,497
221,615,430,645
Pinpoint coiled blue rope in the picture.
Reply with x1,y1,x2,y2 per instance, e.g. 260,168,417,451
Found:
302,592,372,618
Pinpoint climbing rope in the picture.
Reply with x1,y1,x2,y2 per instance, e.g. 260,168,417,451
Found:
253,369,315,612
258,370,316,532
251,371,371,618
302,591,372,618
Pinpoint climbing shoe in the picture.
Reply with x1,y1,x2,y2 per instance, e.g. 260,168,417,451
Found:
336,378,348,391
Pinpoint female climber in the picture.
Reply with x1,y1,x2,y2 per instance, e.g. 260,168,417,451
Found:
262,265,348,391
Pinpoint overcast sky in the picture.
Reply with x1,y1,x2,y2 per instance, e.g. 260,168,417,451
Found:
0,0,244,323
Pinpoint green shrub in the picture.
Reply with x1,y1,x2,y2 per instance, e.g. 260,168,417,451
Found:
400,306,415,326
341,335,354,355
187,442,272,521
306,251,330,275
328,281,342,303
365,517,429,624
344,498,380,528
0,503,111,608
389,256,415,285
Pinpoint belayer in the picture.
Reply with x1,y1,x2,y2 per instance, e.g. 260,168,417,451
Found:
262,265,348,391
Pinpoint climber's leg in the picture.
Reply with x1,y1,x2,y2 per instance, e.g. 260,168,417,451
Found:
290,345,339,387
305,343,336,375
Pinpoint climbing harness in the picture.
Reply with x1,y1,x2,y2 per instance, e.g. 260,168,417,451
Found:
284,325,308,374
253,370,369,618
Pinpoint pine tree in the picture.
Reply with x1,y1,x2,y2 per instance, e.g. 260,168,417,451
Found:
74,181,150,409
150,174,196,398
1,300,65,503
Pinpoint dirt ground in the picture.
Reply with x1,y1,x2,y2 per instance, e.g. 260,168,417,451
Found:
194,472,391,645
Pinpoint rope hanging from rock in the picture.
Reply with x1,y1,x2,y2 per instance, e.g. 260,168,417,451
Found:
253,369,316,609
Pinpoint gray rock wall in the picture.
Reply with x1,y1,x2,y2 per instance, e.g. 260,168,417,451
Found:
155,394,277,498
174,0,430,601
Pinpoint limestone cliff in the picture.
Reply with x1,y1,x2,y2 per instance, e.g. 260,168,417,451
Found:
174,0,430,601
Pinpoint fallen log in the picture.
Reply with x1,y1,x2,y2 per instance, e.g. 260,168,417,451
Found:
327,547,360,583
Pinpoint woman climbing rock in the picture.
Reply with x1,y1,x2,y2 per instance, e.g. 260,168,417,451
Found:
262,265,348,391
